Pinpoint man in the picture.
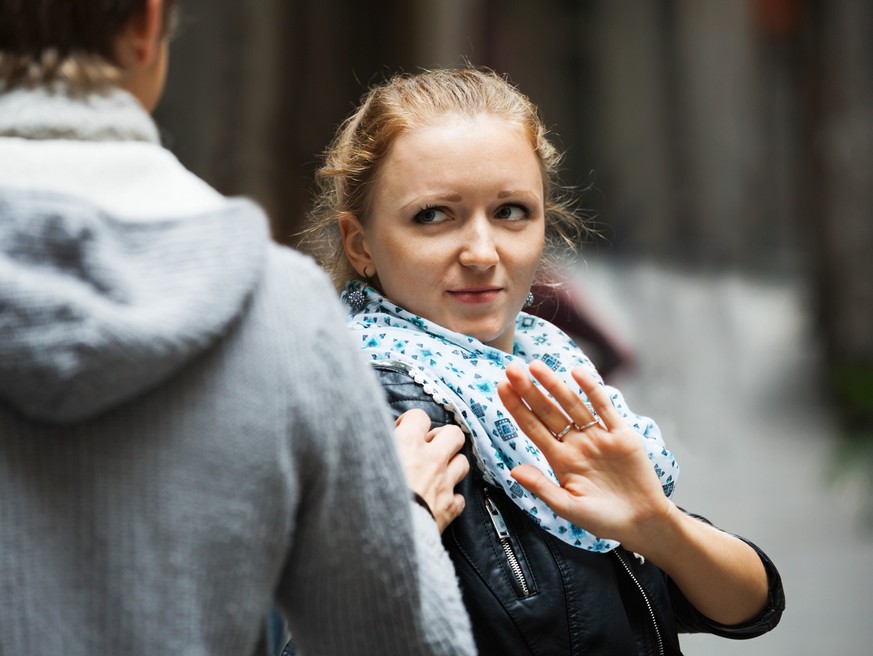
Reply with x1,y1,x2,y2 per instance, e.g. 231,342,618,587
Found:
0,1,473,654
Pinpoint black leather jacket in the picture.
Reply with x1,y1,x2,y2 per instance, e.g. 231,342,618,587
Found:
376,365,784,656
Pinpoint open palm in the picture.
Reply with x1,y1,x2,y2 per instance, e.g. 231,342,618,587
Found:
497,360,673,552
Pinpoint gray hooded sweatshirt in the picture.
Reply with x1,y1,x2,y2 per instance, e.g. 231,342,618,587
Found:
0,87,474,656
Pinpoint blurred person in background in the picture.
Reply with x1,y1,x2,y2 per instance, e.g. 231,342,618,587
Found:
0,1,475,654
303,67,785,656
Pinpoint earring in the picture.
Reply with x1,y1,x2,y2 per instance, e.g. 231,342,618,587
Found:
524,291,535,307
348,286,367,313
348,266,372,313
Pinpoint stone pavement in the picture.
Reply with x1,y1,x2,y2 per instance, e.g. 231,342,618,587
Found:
569,257,873,656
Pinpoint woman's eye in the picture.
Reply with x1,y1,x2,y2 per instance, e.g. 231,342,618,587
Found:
495,204,530,221
414,206,449,224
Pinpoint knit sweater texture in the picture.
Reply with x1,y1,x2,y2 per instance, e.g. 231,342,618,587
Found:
0,86,474,656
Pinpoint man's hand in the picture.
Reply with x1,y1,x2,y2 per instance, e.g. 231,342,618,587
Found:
393,409,469,533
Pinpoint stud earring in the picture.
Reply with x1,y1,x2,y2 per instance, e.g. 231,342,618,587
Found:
348,266,373,313
524,291,535,307
347,286,367,313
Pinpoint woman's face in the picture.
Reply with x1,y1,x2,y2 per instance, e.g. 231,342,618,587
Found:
345,113,545,353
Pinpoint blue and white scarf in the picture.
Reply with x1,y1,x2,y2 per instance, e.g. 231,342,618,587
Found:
342,280,678,552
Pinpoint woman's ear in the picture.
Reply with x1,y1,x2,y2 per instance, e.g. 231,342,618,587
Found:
338,213,374,277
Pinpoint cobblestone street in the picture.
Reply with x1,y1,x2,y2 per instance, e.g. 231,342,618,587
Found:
570,258,873,655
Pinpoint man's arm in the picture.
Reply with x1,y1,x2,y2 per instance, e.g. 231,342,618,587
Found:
272,257,474,656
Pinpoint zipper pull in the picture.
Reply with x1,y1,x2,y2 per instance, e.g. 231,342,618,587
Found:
484,495,510,539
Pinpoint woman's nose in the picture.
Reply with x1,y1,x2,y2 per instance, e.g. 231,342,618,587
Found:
458,218,499,270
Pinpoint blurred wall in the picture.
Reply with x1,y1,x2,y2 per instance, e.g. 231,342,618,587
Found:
807,0,873,428
155,0,420,243
154,0,872,421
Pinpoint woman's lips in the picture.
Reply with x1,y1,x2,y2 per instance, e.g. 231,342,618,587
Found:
447,288,503,304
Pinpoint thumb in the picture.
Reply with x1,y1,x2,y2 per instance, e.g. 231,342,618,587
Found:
511,464,570,515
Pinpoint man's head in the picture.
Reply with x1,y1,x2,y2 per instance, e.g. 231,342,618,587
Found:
0,0,178,110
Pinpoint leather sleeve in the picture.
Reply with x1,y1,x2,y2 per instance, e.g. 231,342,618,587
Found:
667,512,786,639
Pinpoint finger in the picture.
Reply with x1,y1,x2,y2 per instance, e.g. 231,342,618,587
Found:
505,362,575,436
429,423,464,442
435,492,467,534
528,359,597,427
442,493,466,528
510,464,573,518
428,424,466,458
569,367,623,430
453,493,466,516
447,452,470,485
394,408,432,436
497,380,563,460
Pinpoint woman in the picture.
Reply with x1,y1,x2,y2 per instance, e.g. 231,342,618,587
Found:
304,67,784,655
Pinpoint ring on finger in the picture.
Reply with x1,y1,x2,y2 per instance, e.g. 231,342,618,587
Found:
574,418,601,431
553,423,574,441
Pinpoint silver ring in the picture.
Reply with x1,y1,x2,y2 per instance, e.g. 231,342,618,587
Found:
554,423,574,441
575,418,600,431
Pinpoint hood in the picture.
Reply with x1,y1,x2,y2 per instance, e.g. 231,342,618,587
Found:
0,187,269,423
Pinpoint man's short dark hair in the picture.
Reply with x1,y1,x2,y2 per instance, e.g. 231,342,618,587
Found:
0,0,179,89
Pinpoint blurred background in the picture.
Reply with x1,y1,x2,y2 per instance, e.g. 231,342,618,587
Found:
153,1,872,653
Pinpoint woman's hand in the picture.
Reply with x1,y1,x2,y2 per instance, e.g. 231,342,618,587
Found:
498,361,770,625
497,360,673,553
393,409,469,533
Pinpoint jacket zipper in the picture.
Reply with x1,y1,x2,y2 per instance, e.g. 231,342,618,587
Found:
483,489,531,597
614,550,664,656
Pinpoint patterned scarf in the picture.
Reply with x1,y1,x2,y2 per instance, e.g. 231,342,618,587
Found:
341,280,678,552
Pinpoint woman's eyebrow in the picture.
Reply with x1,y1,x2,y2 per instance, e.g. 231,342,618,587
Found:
498,189,542,201
400,193,463,211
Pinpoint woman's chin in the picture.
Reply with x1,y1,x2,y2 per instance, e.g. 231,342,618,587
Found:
469,326,515,353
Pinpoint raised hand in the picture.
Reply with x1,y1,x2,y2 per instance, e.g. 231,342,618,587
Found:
393,409,470,533
499,361,773,625
497,360,673,553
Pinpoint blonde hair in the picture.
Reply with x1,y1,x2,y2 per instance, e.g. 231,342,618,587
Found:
302,67,589,290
